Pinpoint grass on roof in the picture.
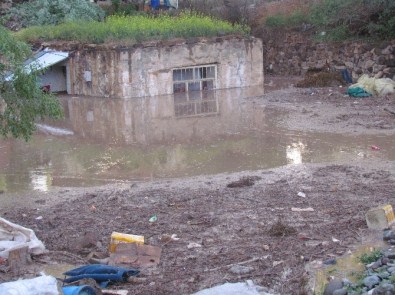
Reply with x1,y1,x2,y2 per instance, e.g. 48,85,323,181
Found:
15,12,250,44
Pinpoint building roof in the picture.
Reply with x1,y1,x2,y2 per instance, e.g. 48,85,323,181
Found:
5,49,68,81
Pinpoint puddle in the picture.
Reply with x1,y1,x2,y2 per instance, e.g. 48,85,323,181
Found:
0,86,394,201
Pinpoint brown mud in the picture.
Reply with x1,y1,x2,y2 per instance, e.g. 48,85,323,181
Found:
1,78,395,294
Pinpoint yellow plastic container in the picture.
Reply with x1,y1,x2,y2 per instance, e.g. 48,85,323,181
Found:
109,232,144,253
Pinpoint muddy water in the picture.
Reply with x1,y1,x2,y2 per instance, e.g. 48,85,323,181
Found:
0,87,394,195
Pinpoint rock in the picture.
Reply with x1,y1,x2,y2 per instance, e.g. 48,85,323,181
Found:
372,283,395,294
363,275,381,289
383,249,395,259
374,260,384,269
333,288,348,295
382,46,393,55
323,258,337,265
229,265,254,275
324,279,343,295
381,257,391,265
369,260,383,270
76,231,99,249
387,266,395,274
342,278,353,287
377,271,390,279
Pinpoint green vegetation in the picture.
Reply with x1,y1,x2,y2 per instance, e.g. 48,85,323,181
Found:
15,13,249,44
309,0,395,40
265,10,308,28
359,249,382,264
0,26,63,140
2,0,105,28
264,0,395,41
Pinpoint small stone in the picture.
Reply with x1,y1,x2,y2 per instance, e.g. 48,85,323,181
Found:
387,266,395,274
333,288,347,295
383,249,395,259
187,242,202,249
323,279,343,295
76,231,99,249
372,283,395,295
229,265,254,275
377,271,390,279
342,278,353,286
370,260,383,270
381,257,391,265
383,229,394,241
363,275,381,289
323,258,337,265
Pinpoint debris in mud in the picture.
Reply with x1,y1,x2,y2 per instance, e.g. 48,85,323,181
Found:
268,219,296,237
296,68,345,88
226,176,262,188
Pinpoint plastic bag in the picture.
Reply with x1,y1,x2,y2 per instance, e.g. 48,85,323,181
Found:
0,217,45,258
0,275,60,295
350,75,395,96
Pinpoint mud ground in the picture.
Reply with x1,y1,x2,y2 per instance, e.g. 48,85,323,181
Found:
1,77,395,294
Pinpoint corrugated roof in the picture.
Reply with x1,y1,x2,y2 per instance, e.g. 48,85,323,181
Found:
5,49,68,81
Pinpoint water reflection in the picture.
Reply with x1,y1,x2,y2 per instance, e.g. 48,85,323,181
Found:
30,165,52,192
0,86,394,194
286,142,306,165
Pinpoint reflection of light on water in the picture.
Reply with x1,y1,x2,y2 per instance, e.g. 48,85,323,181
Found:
30,165,52,192
286,142,306,164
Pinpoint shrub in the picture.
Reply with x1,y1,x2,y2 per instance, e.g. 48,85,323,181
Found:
309,0,395,40
2,0,105,28
265,10,308,28
359,249,382,264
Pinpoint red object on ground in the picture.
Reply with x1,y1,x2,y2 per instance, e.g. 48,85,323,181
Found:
371,145,381,150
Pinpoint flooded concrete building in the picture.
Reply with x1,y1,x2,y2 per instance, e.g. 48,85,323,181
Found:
43,36,263,98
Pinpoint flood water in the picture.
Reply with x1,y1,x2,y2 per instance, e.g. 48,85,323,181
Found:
1,86,394,194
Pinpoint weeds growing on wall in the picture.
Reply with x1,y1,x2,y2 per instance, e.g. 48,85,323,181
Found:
15,12,250,44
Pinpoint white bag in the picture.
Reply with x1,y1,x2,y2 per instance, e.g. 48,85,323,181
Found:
0,217,46,258
0,275,60,295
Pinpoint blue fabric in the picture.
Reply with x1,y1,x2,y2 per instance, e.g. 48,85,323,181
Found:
347,86,372,97
62,285,97,295
63,264,139,285
341,69,353,84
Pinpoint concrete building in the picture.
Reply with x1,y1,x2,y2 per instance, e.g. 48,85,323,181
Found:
39,36,263,98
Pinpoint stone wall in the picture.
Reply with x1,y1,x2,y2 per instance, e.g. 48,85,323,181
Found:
263,32,395,80
54,36,263,98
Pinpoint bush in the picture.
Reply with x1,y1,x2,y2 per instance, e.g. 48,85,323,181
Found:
309,0,395,40
15,12,250,44
2,0,105,28
265,10,307,28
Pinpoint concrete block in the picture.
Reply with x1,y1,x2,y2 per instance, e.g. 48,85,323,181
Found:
365,205,395,230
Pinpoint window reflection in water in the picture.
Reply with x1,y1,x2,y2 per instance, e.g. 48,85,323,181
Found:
174,90,218,117
286,142,306,164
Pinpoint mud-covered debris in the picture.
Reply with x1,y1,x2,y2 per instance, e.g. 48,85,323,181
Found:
296,68,344,88
226,176,262,188
268,220,296,237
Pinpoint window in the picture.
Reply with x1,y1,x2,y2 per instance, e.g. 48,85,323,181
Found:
173,65,216,94
173,65,218,117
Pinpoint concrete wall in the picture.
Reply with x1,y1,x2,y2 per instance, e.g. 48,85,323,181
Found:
65,37,263,98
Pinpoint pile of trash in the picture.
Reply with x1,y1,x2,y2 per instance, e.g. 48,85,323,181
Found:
0,217,274,295
347,74,395,97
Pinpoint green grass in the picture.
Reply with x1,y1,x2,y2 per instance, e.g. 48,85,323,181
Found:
359,249,382,264
15,12,250,44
